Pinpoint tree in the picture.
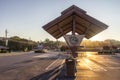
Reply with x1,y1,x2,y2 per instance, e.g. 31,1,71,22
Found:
7,36,36,51
10,36,21,41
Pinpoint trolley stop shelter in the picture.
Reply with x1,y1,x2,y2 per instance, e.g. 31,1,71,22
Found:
42,5,108,56
43,5,108,57
42,5,108,76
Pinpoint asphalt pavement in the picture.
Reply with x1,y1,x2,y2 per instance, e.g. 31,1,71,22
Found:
76,54,120,80
0,52,120,80
0,51,65,80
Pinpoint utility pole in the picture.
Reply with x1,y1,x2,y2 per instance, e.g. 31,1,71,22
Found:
5,29,8,47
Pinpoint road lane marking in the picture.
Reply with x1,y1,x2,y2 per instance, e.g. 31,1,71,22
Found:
0,52,29,57
45,55,65,70
34,53,59,58
61,59,65,64
83,58,107,71
108,67,120,69
45,59,59,70
97,66,107,71
82,62,93,70
78,59,92,70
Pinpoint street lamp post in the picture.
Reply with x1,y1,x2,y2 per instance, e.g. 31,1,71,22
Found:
5,29,8,47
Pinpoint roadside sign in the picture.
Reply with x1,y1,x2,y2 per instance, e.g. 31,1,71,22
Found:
64,35,84,46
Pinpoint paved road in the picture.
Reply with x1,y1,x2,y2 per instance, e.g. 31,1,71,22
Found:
76,54,120,80
0,51,65,80
1,52,120,80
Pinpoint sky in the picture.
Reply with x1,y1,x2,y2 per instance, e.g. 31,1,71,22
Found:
0,0,120,42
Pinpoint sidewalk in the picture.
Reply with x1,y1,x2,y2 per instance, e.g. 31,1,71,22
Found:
0,51,32,57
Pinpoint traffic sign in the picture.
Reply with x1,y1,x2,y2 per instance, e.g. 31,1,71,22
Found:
64,35,84,46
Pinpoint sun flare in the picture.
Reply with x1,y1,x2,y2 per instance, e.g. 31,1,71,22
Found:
90,35,100,41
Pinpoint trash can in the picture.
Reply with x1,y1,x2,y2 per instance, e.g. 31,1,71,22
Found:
66,58,76,77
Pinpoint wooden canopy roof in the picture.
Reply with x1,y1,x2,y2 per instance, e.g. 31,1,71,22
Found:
42,5,108,39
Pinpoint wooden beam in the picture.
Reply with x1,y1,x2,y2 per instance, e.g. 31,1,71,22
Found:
72,15,76,35
58,24,65,36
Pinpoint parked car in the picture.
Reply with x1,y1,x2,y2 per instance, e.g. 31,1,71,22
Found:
33,48,47,53
0,46,11,53
115,48,120,53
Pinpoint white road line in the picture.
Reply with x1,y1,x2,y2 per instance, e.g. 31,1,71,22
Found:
61,59,65,64
82,62,93,70
108,67,120,69
78,59,92,70
83,58,107,71
99,66,107,71
45,59,59,70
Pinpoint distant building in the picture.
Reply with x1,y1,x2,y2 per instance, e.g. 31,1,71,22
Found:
0,37,8,41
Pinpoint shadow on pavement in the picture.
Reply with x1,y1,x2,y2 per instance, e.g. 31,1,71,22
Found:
30,64,75,80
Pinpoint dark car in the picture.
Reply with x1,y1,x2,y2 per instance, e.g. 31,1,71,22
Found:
0,46,11,53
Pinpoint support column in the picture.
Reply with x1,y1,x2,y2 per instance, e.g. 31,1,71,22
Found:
71,15,77,58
